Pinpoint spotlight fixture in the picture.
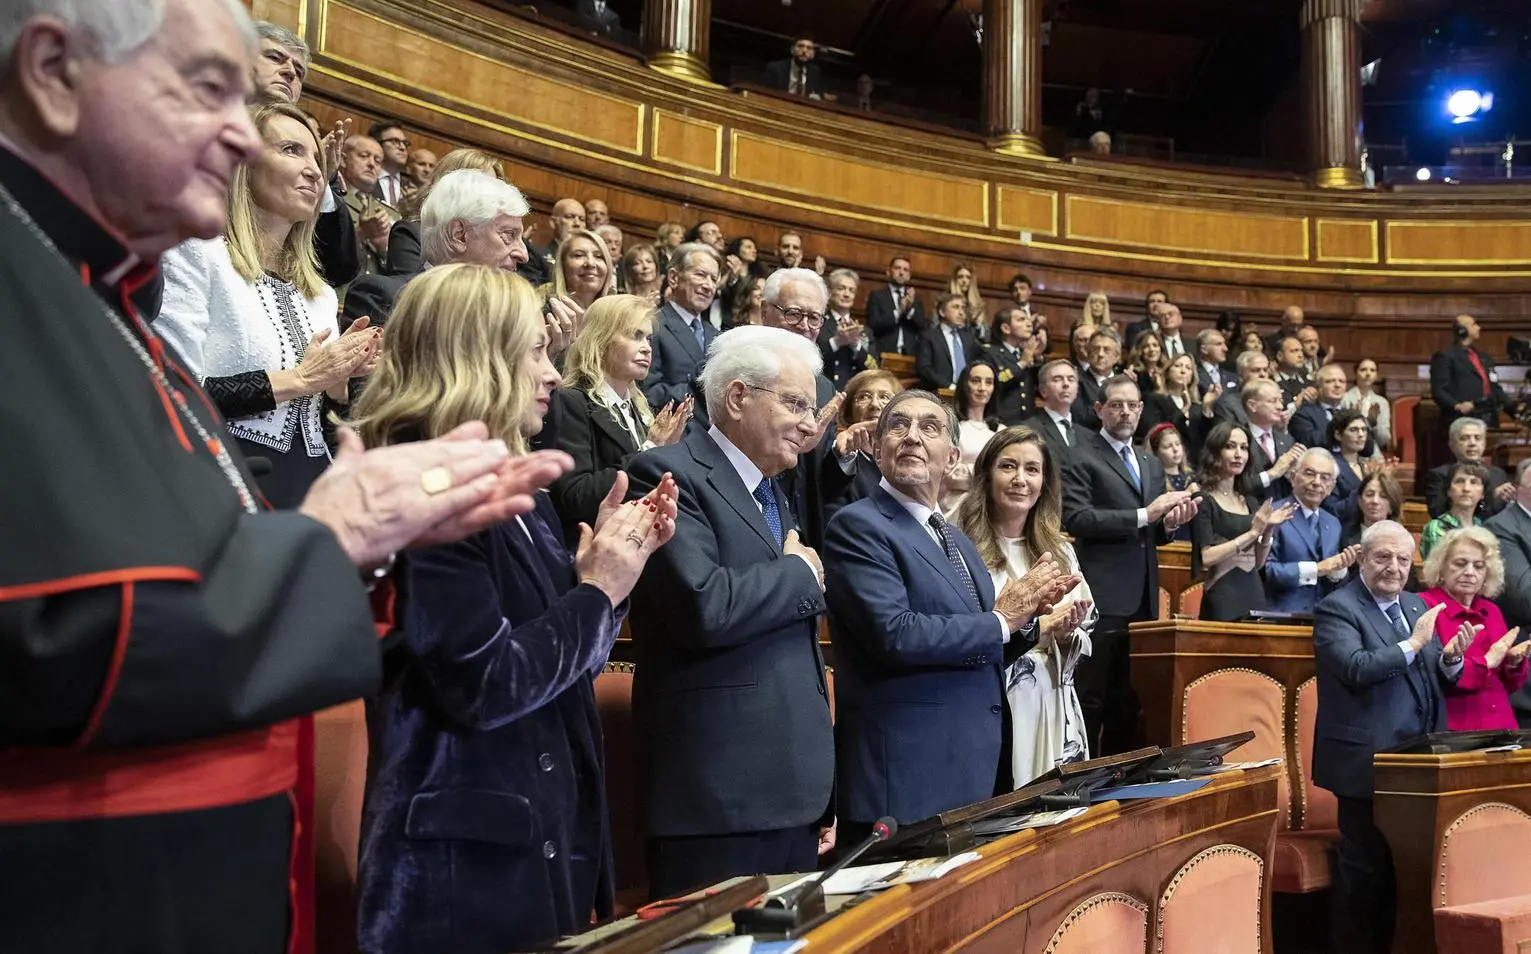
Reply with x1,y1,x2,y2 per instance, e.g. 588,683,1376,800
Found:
1445,89,1494,124
1415,167,1432,181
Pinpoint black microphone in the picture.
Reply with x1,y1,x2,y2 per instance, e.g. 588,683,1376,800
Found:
732,817,898,939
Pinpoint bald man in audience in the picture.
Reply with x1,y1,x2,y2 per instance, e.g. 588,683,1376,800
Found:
584,198,610,228
403,148,437,193
523,197,585,286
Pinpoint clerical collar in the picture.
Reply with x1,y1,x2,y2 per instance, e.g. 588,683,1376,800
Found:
0,137,156,315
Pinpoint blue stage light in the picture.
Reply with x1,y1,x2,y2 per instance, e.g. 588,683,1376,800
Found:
1445,89,1494,124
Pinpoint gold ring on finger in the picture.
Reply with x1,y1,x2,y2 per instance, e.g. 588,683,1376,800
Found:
420,466,453,496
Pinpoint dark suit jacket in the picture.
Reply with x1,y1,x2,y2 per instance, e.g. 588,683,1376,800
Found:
343,271,410,325
1262,500,1348,613
763,59,824,97
1071,369,1110,433
548,386,643,543
625,429,835,837
1324,458,1364,525
984,342,1038,425
356,497,618,953
824,487,1008,824
1212,385,1250,427
641,301,717,409
1196,361,1239,398
1023,408,1078,460
817,316,875,391
1431,343,1510,429
1422,460,1511,519
314,180,361,287
576,0,621,34
776,373,855,552
1487,502,1531,724
914,323,980,392
1243,425,1294,501
1312,579,1452,799
864,284,927,357
1136,392,1213,458
383,218,422,277
1274,368,1310,405
1062,430,1170,619
1122,319,1158,350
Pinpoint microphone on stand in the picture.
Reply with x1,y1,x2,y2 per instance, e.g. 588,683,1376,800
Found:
732,817,898,939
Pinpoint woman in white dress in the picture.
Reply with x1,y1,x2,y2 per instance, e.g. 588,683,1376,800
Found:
941,359,1001,512
954,425,1097,787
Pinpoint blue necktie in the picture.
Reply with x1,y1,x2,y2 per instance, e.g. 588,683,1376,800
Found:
1385,602,1409,639
1119,445,1140,491
928,513,982,609
753,478,783,546
691,318,706,351
948,328,965,379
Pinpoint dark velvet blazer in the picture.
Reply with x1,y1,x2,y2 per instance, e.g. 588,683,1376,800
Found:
356,496,622,954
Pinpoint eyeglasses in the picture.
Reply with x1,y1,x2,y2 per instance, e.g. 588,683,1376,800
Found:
884,414,947,440
1102,400,1143,413
1296,468,1336,484
378,136,410,148
746,385,816,421
767,302,825,331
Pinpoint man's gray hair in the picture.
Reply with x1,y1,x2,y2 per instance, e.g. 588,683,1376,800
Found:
1299,446,1337,472
1240,377,1280,409
1235,348,1268,377
1196,327,1224,352
255,20,307,68
1449,415,1486,443
1517,457,1531,484
666,241,722,275
1361,519,1415,552
699,326,823,422
876,390,960,444
762,267,828,311
2,0,254,71
826,267,859,288
420,170,530,266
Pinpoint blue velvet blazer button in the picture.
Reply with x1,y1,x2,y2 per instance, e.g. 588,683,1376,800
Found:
538,753,555,772
543,840,558,859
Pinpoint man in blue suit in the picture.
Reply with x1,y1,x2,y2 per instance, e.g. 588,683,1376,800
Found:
1313,521,1473,954
824,391,1080,836
1263,448,1361,613
627,326,836,898
641,242,721,409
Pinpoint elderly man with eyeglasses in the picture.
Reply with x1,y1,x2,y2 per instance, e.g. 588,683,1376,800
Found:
1264,448,1362,614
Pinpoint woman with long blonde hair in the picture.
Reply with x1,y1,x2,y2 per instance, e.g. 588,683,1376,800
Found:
542,228,615,310
386,147,504,275
619,242,663,304
157,102,378,508
1081,291,1111,329
550,294,691,538
351,264,678,954
949,264,986,339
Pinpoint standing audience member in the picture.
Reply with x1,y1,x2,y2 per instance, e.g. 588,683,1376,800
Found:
1421,417,1513,518
1123,290,1163,348
1430,314,1524,436
764,37,824,98
828,370,902,516
1290,364,1359,451
1313,522,1469,954
1343,358,1392,452
595,223,624,263
825,393,1080,834
866,255,927,356
1192,423,1293,621
349,265,679,954
1072,328,1122,432
1418,528,1529,731
1009,273,1036,315
1420,462,1488,559
727,274,765,328
619,243,663,305
340,134,394,278
524,198,586,286
626,327,837,898
382,147,504,278
916,293,979,392
942,360,1000,511
819,268,873,390
1241,379,1303,501
366,119,410,206
1213,349,1272,426
1324,409,1372,524
403,148,438,194
642,242,722,408
1297,325,1327,375
1063,377,1198,753
682,220,725,253
1149,422,1196,543
956,427,1097,786
1196,329,1239,394
1487,460,1531,725
1082,291,1111,330
949,264,986,335
1026,358,1081,454
157,103,380,509
1263,449,1359,614
1273,333,1312,405
1138,353,1204,452
655,221,684,257
1345,472,1405,548
985,306,1040,425
1155,303,1189,360
583,198,611,228
1127,330,1166,393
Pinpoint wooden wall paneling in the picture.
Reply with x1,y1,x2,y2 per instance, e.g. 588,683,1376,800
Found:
650,110,723,176
1386,220,1531,266
1065,196,1310,261
996,186,1059,236
1314,218,1378,263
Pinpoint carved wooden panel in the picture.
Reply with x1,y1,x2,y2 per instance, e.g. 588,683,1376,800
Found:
1065,196,1309,261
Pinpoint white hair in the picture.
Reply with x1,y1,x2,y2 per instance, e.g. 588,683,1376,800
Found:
1,0,253,71
420,170,531,266
1361,519,1414,552
1298,446,1336,472
699,326,824,421
762,267,828,312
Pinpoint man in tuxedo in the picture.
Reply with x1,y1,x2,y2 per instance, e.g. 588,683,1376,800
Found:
1071,328,1121,432
1242,379,1302,501
915,294,980,392
824,391,1080,834
1156,302,1189,360
1263,449,1361,613
1123,289,1168,348
865,255,926,356
985,306,1039,425
1420,417,1514,518
1063,377,1198,753
764,37,824,99
1273,333,1313,405
1213,349,1271,426
1431,314,1524,435
817,268,873,390
626,327,836,898
1026,359,1082,455
366,119,410,207
1487,460,1531,725
1195,329,1238,396
1313,522,1469,954
642,242,722,408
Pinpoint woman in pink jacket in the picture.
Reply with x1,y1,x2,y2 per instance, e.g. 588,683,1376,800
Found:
1418,526,1531,731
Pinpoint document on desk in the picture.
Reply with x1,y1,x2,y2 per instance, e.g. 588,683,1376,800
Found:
1089,778,1212,802
969,807,1089,837
664,938,805,954
774,853,982,898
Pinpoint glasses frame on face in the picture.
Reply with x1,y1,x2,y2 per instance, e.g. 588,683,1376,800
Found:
745,384,816,421
766,301,825,331
884,413,948,441
1101,399,1143,414
1296,467,1336,485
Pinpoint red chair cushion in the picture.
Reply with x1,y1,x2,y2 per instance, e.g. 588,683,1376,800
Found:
1273,829,1336,894
1435,894,1531,954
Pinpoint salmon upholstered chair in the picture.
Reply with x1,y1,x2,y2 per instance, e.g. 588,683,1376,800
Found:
1156,844,1264,953
313,700,370,954
1433,802,1531,954
595,662,647,911
1179,583,1203,620
1045,892,1150,954
1182,669,1289,830
1393,395,1419,463
1274,677,1337,894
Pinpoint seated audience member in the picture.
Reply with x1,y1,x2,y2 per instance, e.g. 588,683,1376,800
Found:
765,37,824,98
1421,462,1489,559
950,264,987,337
655,220,684,257
349,265,679,954
583,198,610,229
825,393,1079,832
1149,423,1196,541
1213,349,1273,426
1240,379,1303,501
866,255,927,357
1196,328,1239,395
1264,449,1360,613
1419,527,1530,731
1088,131,1112,154
727,274,764,328
595,223,623,263
625,327,836,898
943,360,1001,512
1345,471,1405,549
382,147,504,278
985,306,1040,425
542,229,614,312
1127,330,1166,393
1026,358,1082,454
1193,423,1294,621
828,370,902,517
1343,358,1391,452
819,268,873,390
641,242,723,408
339,134,394,278
1155,303,1189,360
1063,377,1198,752
915,293,979,392
1072,328,1122,432
1082,291,1111,331
550,295,692,539
1273,333,1312,405
1139,353,1206,453
344,170,532,325
1314,521,1474,954
956,427,1097,785
1422,417,1514,518
157,103,380,510
619,242,663,304
1430,314,1525,436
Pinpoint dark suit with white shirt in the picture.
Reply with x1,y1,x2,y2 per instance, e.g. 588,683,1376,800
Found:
1243,425,1294,501
864,285,927,357
1197,361,1238,398
642,301,717,409
1072,369,1110,432
816,315,875,392
1024,408,1079,459
914,323,980,392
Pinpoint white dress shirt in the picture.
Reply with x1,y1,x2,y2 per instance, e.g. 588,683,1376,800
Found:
879,478,1011,640
377,169,404,206
1368,589,1464,675
1099,431,1150,529
1249,423,1278,489
597,380,649,449
1294,504,1347,587
708,425,821,587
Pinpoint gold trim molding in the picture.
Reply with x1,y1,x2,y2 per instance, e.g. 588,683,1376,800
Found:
1313,166,1365,190
647,51,711,84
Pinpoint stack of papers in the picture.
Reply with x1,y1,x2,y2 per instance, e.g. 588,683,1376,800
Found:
970,807,1089,837
773,853,982,899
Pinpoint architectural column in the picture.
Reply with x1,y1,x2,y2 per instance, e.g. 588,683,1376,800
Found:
643,0,712,83
1301,0,1365,189
982,0,1044,157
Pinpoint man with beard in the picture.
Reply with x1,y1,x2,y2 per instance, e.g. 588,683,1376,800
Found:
764,37,823,99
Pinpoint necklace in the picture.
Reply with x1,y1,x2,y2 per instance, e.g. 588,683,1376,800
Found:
0,181,258,514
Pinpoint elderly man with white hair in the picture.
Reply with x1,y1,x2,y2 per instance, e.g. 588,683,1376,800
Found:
1263,447,1361,613
0,3,571,951
625,325,837,899
1312,519,1473,954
